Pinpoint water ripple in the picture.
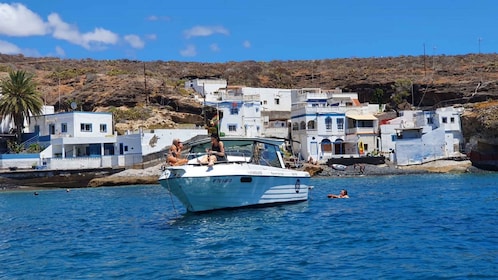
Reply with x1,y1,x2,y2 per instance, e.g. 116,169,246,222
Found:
0,174,497,279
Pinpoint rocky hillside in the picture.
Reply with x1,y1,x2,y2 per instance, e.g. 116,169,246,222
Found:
1,53,497,147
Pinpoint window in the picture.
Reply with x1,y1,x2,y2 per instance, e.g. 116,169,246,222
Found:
325,117,332,130
274,98,280,105
81,123,92,132
61,123,67,133
300,121,306,130
450,117,455,123
230,107,239,115
442,117,447,123
100,124,107,133
337,118,344,130
293,122,299,131
427,117,434,125
307,120,316,130
228,124,237,132
49,124,55,135
357,120,374,128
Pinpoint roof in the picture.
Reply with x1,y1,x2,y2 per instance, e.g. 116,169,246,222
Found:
346,113,377,120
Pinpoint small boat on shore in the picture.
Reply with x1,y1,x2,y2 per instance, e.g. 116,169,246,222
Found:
158,137,312,212
331,164,347,171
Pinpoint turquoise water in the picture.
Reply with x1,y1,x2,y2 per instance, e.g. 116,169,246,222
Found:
1,173,497,279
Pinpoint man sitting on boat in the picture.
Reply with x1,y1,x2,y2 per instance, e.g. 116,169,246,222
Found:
167,139,188,166
198,134,226,167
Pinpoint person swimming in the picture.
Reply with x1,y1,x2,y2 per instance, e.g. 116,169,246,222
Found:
327,189,349,198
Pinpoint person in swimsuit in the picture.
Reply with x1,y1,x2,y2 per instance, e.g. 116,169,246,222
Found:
167,139,187,166
199,134,226,167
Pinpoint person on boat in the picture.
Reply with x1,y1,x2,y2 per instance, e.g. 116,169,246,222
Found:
327,189,349,199
199,134,226,167
167,139,188,166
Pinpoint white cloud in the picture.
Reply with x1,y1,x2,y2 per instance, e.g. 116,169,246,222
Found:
184,25,229,39
47,13,118,50
243,40,251,48
0,3,48,36
124,34,145,49
145,34,157,40
210,43,220,52
146,15,170,21
180,44,197,57
0,40,21,54
55,46,65,57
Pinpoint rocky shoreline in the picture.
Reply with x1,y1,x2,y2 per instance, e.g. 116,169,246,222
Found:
1,159,493,192
77,159,490,187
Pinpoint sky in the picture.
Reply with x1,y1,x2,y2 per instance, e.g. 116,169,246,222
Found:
0,0,496,62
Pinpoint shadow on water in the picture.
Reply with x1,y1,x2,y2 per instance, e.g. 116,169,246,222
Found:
157,201,311,229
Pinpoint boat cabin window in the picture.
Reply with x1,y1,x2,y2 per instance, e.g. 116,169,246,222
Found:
253,143,281,168
188,139,282,167
188,140,253,161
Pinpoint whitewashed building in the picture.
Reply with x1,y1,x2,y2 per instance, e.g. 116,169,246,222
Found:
290,88,380,163
184,78,227,103
185,78,294,138
206,86,262,137
22,111,207,170
28,111,119,169
379,106,465,165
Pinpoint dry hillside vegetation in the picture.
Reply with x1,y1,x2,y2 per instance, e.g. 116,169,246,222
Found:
0,53,497,144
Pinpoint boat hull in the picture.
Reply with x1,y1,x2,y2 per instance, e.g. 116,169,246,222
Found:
159,163,311,212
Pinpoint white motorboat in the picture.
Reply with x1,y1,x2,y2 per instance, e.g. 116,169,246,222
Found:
158,137,312,212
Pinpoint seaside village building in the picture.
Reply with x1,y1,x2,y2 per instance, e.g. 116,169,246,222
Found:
185,78,292,139
0,77,467,171
0,108,205,170
290,88,382,163
379,106,465,165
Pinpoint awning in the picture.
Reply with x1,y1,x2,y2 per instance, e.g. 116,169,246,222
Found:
346,113,377,120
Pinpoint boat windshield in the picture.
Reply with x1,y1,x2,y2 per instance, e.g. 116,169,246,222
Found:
189,140,253,161
188,139,283,167
252,142,282,168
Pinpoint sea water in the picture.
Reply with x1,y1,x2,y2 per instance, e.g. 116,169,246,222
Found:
0,173,496,279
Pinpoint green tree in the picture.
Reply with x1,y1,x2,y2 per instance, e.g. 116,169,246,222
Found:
390,79,412,110
0,70,43,144
373,88,384,111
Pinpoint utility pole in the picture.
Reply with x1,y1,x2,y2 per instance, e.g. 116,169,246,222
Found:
143,62,148,106
432,46,437,70
423,43,426,77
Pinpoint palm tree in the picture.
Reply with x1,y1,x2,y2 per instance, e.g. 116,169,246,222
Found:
0,70,43,145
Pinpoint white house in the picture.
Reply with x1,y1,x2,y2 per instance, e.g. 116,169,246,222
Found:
219,86,293,138
205,86,262,137
184,78,227,103
290,88,380,163
28,111,118,169
379,106,465,165
185,79,294,139
24,111,208,170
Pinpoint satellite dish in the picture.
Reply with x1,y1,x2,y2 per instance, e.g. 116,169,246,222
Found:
70,102,77,110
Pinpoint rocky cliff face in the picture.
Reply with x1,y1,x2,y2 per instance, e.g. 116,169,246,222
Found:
1,53,497,148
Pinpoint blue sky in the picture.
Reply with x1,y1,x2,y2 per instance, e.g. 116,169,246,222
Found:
0,0,496,62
